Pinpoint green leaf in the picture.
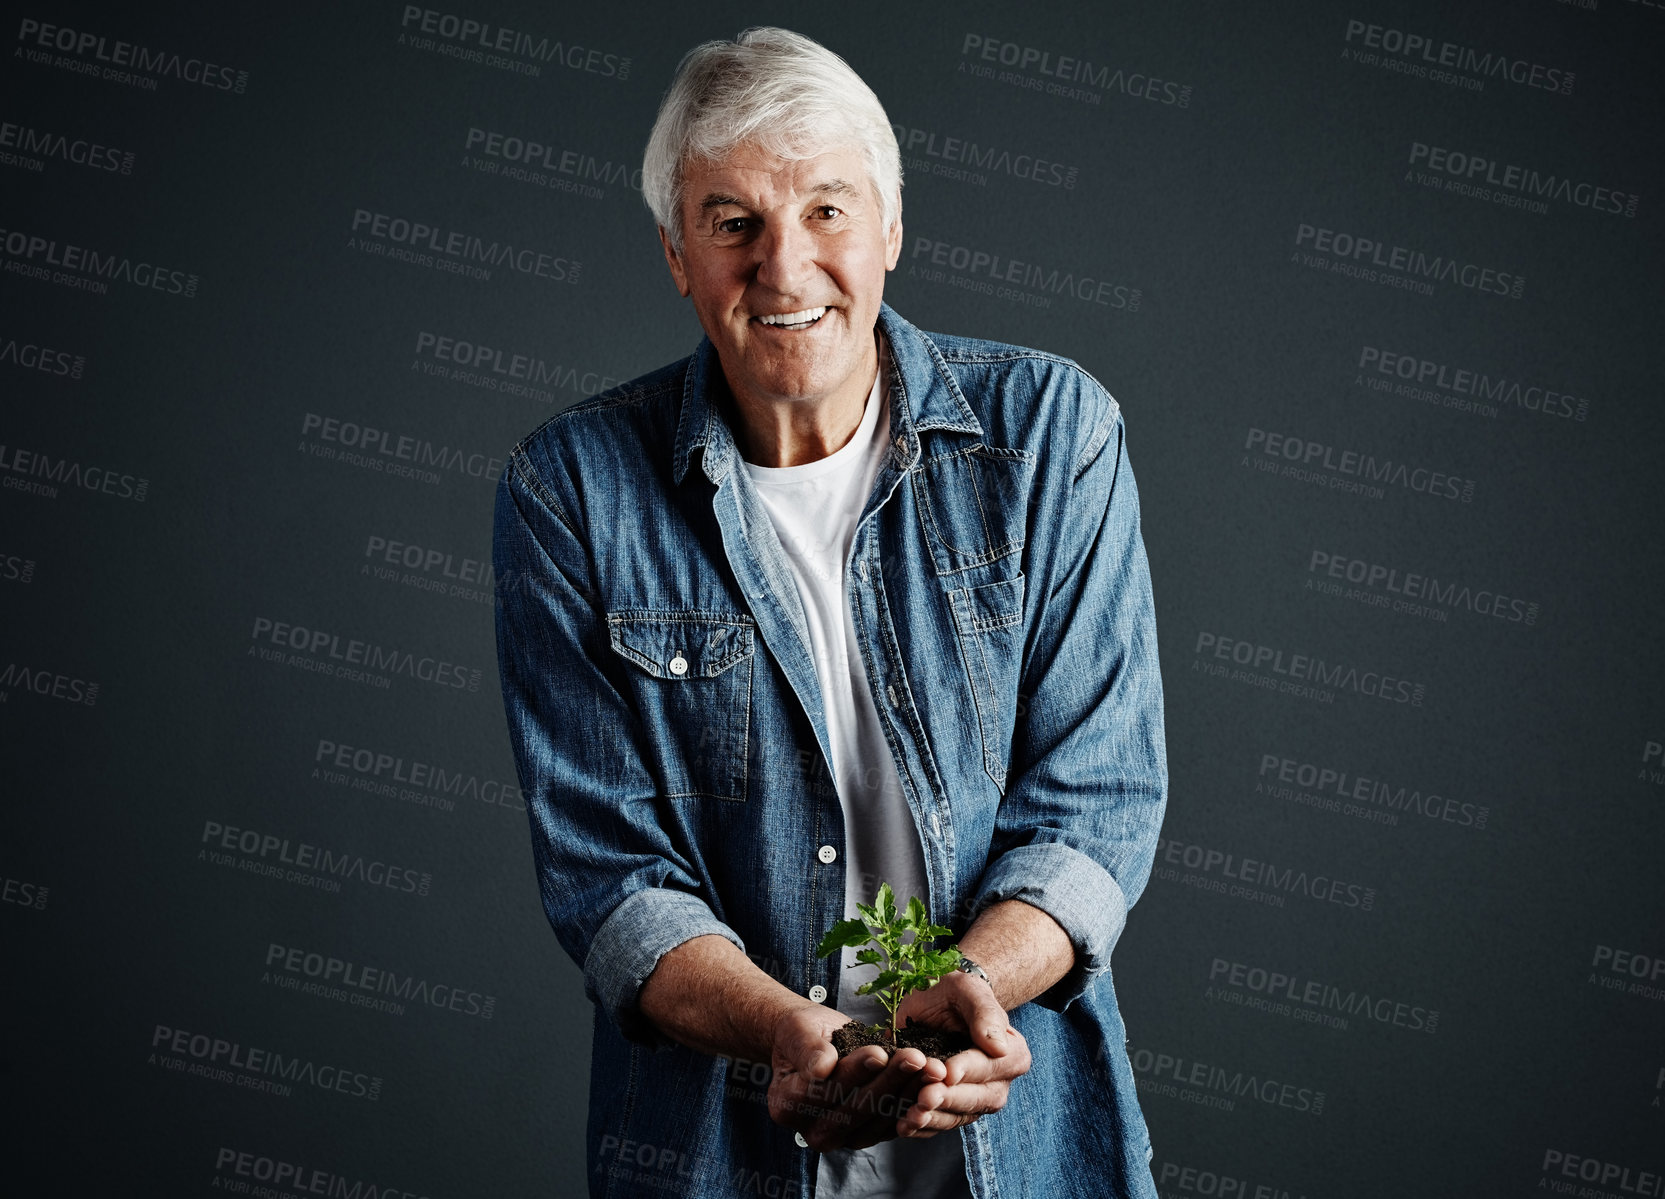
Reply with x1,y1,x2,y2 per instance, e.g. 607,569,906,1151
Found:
922,948,962,975
876,883,896,925
871,968,907,994
816,878,963,1018
815,918,875,958
905,895,927,931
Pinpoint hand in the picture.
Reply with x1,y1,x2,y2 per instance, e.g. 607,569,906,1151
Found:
890,971,1032,1138
766,1003,946,1152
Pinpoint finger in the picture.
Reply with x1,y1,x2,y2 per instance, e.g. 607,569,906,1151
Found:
901,1108,982,1136
843,1052,936,1137
950,984,1012,1057
780,1016,870,1079
942,1032,1030,1087
784,1052,885,1141
913,1079,1010,1119
808,1053,919,1147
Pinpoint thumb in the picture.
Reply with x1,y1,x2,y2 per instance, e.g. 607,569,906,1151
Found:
800,1037,839,1079
958,983,1011,1057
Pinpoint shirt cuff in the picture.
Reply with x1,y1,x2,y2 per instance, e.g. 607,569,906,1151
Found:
582,887,747,1049
967,842,1128,1012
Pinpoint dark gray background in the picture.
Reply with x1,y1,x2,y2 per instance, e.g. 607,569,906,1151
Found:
3,1,1661,1195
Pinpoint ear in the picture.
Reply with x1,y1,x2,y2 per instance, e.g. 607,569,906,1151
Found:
658,226,692,298
883,205,903,272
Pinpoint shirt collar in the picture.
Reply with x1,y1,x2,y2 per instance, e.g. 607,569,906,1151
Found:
671,301,985,487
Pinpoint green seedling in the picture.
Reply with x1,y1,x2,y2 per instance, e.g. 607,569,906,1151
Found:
814,881,962,1041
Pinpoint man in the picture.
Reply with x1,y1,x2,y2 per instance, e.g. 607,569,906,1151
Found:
492,26,1167,1199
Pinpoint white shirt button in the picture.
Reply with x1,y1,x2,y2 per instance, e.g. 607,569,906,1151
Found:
817,844,837,864
808,984,828,1003
668,653,688,676
794,1132,809,1148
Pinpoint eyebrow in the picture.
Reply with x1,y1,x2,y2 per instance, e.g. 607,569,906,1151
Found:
697,178,863,212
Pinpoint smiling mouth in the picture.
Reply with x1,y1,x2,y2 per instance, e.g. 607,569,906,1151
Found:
754,306,828,330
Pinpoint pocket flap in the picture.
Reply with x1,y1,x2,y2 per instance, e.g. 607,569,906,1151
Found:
948,574,1025,633
607,610,755,679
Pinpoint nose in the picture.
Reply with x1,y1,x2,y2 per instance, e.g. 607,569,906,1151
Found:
752,218,817,298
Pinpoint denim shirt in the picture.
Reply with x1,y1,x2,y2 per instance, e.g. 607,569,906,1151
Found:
492,301,1167,1199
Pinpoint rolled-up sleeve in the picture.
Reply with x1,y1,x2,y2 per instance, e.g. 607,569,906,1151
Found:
967,377,1167,1013
492,443,745,1048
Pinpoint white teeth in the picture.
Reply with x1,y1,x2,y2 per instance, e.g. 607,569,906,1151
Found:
758,306,827,327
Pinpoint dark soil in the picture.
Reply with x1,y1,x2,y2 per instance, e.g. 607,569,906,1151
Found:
831,1018,975,1062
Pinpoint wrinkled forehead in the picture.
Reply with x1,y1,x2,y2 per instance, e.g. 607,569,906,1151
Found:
679,137,878,207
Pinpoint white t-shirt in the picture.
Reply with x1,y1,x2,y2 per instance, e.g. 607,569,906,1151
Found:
740,351,971,1198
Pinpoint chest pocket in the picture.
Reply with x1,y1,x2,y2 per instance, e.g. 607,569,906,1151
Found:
910,442,1035,574
607,610,755,803
913,442,1035,794
946,574,1025,794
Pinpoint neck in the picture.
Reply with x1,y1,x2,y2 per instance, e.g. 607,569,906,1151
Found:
729,334,882,468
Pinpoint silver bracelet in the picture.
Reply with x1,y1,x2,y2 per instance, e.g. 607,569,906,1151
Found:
956,956,992,989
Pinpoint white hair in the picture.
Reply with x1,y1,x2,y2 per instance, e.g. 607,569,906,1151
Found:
642,26,902,253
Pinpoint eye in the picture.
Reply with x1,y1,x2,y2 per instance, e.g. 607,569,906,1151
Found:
813,205,842,220
716,217,751,234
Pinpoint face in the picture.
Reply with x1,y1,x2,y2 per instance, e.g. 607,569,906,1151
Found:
659,140,902,412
